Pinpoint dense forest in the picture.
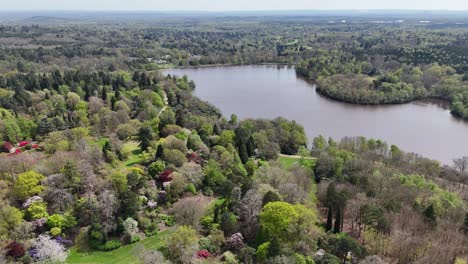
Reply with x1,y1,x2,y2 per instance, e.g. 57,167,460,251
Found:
0,13,468,264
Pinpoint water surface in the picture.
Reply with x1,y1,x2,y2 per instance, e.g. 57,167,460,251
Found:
164,65,468,164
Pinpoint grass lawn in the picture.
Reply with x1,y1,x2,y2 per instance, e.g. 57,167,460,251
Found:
278,155,316,170
67,231,169,264
121,141,143,167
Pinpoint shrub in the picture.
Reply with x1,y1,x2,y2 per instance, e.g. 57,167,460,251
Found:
144,222,159,237
130,235,141,244
20,254,32,263
222,251,239,264
2,141,13,152
6,241,26,259
47,214,65,229
148,161,165,178
186,183,197,194
158,169,173,182
26,202,49,220
163,149,187,167
99,240,122,251
50,227,62,237
88,224,106,249
256,242,270,263
199,237,217,253
123,217,139,236
13,171,46,200
196,249,211,259
159,214,175,227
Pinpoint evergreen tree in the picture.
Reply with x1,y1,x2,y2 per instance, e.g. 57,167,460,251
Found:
138,126,153,151
333,206,341,233
326,206,333,232
101,87,107,101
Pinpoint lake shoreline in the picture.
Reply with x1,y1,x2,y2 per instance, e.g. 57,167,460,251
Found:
164,65,468,164
160,62,293,70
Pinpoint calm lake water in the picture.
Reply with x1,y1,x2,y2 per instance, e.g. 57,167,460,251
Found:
164,65,468,164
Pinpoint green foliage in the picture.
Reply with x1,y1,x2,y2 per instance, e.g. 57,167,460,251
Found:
186,183,197,194
217,130,235,147
148,161,165,178
162,148,187,167
99,240,122,251
325,233,366,261
396,173,463,218
138,126,154,151
0,204,23,239
256,242,270,263
50,227,62,236
26,201,49,220
110,172,128,192
204,159,226,188
259,202,298,241
47,214,65,229
223,251,239,264
259,201,319,245
130,235,141,244
165,225,198,262
13,171,45,200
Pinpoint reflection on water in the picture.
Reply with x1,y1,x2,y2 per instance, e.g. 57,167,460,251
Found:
164,65,468,164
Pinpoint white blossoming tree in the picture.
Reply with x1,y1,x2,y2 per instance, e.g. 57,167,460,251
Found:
32,235,68,263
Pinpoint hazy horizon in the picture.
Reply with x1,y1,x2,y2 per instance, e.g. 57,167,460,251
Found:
2,0,468,12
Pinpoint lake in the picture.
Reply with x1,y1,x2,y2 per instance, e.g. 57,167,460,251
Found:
164,65,468,164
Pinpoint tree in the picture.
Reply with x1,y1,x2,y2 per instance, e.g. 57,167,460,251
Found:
326,233,365,261
134,244,171,264
173,196,207,227
259,201,298,242
31,235,68,263
163,149,187,167
453,156,468,178
262,191,281,206
148,161,165,179
123,217,139,236
312,135,326,152
0,204,23,239
13,171,45,200
325,183,337,231
98,190,119,235
221,212,238,236
138,126,153,151
166,225,198,264
203,159,226,188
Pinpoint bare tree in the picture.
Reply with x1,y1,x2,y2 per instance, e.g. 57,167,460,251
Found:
172,196,208,228
453,157,468,179
97,190,119,235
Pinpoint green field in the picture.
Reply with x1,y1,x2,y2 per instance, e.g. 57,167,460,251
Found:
121,141,143,167
67,231,169,264
278,155,316,170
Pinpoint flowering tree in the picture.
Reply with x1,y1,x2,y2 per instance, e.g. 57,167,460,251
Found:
196,249,211,259
22,196,43,209
227,233,244,251
123,217,139,236
31,235,68,263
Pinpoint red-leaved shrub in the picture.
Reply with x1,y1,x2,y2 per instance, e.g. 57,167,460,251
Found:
2,141,13,152
158,169,173,182
6,241,26,259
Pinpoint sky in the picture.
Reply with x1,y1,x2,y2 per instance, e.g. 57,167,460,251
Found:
2,0,468,11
